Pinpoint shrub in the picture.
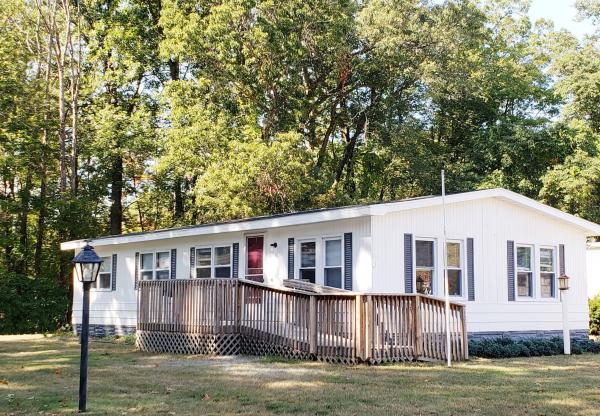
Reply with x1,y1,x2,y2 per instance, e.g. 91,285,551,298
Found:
469,337,600,359
590,295,600,335
0,270,69,334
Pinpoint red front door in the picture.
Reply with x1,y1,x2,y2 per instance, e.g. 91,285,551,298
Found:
246,235,264,282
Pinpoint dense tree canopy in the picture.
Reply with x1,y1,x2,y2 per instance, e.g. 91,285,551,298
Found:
2,0,600,329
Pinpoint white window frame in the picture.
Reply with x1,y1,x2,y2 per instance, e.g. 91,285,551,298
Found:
414,237,436,296
323,236,344,288
538,245,557,300
515,244,534,299
214,245,233,278
139,250,171,281
94,255,112,291
297,238,317,283
445,240,465,298
194,244,233,279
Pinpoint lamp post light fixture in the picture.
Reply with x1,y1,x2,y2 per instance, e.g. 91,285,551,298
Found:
72,243,103,413
558,274,571,355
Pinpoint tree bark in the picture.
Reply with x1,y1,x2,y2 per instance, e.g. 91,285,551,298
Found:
110,155,123,235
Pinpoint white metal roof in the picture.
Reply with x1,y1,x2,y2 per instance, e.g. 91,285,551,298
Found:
61,188,600,250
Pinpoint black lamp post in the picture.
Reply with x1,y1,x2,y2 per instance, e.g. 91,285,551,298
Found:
72,243,103,413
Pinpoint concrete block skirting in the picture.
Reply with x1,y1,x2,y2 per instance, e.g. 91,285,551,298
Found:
468,329,589,341
74,324,136,337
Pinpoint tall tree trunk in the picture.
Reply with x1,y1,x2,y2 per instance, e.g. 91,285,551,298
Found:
110,155,123,235
169,58,184,221
16,171,33,275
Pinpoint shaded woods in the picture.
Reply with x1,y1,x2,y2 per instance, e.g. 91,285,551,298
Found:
2,0,600,332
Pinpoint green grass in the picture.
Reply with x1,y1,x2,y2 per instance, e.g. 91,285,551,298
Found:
1,334,599,415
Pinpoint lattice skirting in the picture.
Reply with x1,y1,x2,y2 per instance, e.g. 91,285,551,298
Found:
136,331,241,355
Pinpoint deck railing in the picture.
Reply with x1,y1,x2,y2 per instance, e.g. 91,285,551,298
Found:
137,279,468,363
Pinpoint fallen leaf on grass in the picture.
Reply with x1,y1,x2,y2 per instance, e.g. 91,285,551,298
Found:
202,393,211,401
0,379,8,385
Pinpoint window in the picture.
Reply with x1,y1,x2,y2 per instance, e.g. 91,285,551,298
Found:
195,245,232,278
415,239,435,295
516,245,533,297
299,240,316,283
140,251,171,280
324,238,342,288
446,242,463,296
94,256,112,290
540,247,556,298
215,246,232,278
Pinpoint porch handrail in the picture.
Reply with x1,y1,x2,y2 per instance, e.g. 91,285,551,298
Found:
137,278,468,363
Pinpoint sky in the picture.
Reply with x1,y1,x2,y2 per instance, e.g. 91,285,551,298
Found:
528,0,595,38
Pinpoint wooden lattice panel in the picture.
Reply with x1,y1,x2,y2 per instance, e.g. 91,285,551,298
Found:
239,335,311,360
137,331,241,356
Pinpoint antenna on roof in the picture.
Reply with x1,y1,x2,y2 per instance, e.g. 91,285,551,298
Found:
442,169,452,367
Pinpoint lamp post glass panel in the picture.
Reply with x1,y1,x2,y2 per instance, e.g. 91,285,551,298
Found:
72,244,103,412
559,274,570,355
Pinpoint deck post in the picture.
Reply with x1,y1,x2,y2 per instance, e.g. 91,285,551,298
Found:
354,295,363,361
235,280,242,331
309,295,317,356
364,295,372,362
460,306,468,359
414,295,423,360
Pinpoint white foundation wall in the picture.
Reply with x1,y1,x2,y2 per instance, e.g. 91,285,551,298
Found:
586,246,600,298
71,217,371,328
371,197,590,334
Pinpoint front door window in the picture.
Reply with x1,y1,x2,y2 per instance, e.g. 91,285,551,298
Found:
246,235,264,282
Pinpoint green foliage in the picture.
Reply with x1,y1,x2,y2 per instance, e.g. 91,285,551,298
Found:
0,270,69,334
590,295,600,335
468,337,600,358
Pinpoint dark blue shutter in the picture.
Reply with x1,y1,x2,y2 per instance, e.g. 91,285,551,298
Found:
170,249,177,279
467,238,474,301
558,244,565,298
344,233,353,290
111,254,117,291
189,247,196,278
232,242,239,278
287,238,294,279
134,252,140,290
507,240,515,301
404,234,413,293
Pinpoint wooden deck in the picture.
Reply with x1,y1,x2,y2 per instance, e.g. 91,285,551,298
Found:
136,279,468,364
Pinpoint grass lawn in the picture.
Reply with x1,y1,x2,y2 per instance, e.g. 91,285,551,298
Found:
1,335,599,415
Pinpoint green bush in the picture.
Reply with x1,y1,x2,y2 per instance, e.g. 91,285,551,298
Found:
468,337,600,359
0,270,69,334
590,295,600,335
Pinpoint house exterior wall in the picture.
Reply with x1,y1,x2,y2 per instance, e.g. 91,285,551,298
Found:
371,198,590,335
72,196,591,339
71,217,371,330
586,245,600,298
